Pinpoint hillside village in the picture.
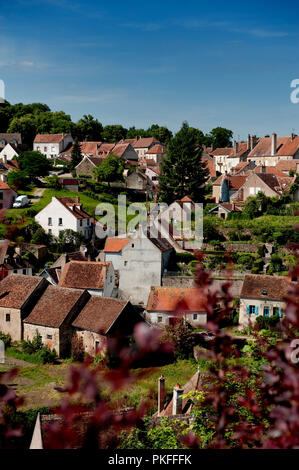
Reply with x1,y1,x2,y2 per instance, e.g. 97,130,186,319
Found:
0,119,298,448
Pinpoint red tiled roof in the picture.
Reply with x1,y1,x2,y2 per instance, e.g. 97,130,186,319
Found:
104,238,130,253
109,143,130,157
72,296,127,333
202,158,217,178
58,261,111,290
248,137,289,157
56,197,91,220
254,166,286,177
24,285,89,328
218,203,241,212
145,144,166,155
0,274,45,309
276,136,299,156
80,141,102,155
211,148,235,157
133,137,159,149
34,133,68,143
241,274,295,301
213,175,247,190
98,143,116,156
60,179,78,186
146,287,207,312
160,370,201,417
180,196,193,202
0,180,13,190
275,160,298,172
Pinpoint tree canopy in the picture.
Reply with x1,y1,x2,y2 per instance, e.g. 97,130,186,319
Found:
158,121,209,203
93,153,125,186
18,150,52,177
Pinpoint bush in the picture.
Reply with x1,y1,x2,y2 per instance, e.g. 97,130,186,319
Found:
255,314,280,331
0,331,12,347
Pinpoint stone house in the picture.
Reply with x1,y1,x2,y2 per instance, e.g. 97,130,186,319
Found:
33,133,73,159
211,140,251,174
23,285,91,357
35,196,93,240
0,274,48,341
126,171,151,191
239,274,295,327
144,144,166,164
133,137,160,160
0,242,33,277
58,260,115,297
209,202,242,219
117,229,174,305
144,167,160,187
231,172,297,203
212,175,247,203
247,133,299,167
75,156,103,178
275,160,299,176
72,296,144,356
0,180,17,210
110,142,138,161
146,286,207,327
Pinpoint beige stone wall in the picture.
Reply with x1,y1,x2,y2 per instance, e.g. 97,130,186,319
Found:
0,307,22,342
212,185,221,203
23,324,60,355
148,311,207,327
76,158,96,177
239,298,285,327
75,329,107,356
235,173,277,202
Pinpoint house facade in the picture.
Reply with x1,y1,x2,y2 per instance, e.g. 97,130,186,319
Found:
146,286,207,327
239,274,294,326
75,156,103,178
0,143,19,161
133,137,160,160
34,134,73,159
0,180,17,210
35,196,93,239
0,133,22,150
23,285,91,357
0,275,48,341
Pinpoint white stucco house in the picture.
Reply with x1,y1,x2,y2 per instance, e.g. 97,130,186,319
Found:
35,196,93,240
33,133,73,159
0,143,19,161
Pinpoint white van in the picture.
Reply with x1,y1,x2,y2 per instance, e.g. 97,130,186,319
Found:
13,195,29,208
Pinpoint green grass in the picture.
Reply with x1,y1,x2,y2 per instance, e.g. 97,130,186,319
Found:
6,347,43,364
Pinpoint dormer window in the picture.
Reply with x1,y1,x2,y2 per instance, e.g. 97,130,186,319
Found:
262,289,268,296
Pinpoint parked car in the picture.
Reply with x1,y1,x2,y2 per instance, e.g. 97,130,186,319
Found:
196,330,216,342
13,195,29,208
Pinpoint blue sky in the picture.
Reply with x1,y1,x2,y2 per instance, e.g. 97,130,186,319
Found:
1,0,299,138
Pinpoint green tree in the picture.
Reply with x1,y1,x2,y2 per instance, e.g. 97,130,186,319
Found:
18,151,52,177
75,114,103,141
7,169,28,191
102,125,127,142
31,227,52,245
7,114,38,147
93,153,125,187
44,174,62,189
147,124,173,145
70,138,82,171
57,229,84,252
158,121,209,203
205,127,233,148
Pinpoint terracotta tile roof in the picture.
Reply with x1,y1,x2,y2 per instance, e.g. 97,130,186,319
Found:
241,274,295,301
218,203,241,212
0,240,10,265
248,137,288,157
214,175,247,190
0,180,13,190
145,144,166,155
24,285,89,328
58,261,111,290
254,166,286,177
211,147,235,157
60,179,78,186
146,287,207,312
180,196,193,202
56,197,91,220
254,173,294,194
275,160,298,173
276,136,299,156
104,238,130,253
118,138,138,146
109,142,131,157
160,370,201,417
72,296,127,333
133,137,159,149
80,141,102,155
0,274,45,309
98,143,116,156
34,133,69,143
202,158,217,178
52,251,88,269
0,158,19,171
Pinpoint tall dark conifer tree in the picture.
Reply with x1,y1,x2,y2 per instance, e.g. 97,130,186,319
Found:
70,138,82,170
158,121,209,203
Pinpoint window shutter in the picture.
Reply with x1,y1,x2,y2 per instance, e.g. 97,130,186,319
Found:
246,305,250,315
279,308,282,318
255,306,259,315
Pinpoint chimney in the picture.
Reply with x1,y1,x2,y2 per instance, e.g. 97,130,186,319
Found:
158,375,166,416
271,133,277,156
247,134,251,150
75,196,80,205
102,265,107,282
291,133,297,142
261,164,266,174
234,140,239,154
172,384,184,415
250,135,257,150
3,155,7,164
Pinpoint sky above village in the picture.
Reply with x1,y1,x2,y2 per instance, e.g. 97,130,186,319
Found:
0,0,299,139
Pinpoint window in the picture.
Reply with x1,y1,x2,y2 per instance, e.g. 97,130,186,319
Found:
0,192,3,200
6,313,10,322
23,269,26,275
95,341,100,351
157,316,163,323
273,306,283,317
80,220,83,226
48,229,52,234
47,334,52,340
0,203,2,210
48,217,52,226
132,243,134,248
87,219,90,226
124,261,127,266
44,146,47,152
59,218,63,226
110,276,113,283
193,314,198,320
247,305,258,315
37,146,40,151
263,306,270,317
13,269,17,273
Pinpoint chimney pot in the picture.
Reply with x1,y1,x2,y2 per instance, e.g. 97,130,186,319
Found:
271,133,277,156
172,384,184,415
